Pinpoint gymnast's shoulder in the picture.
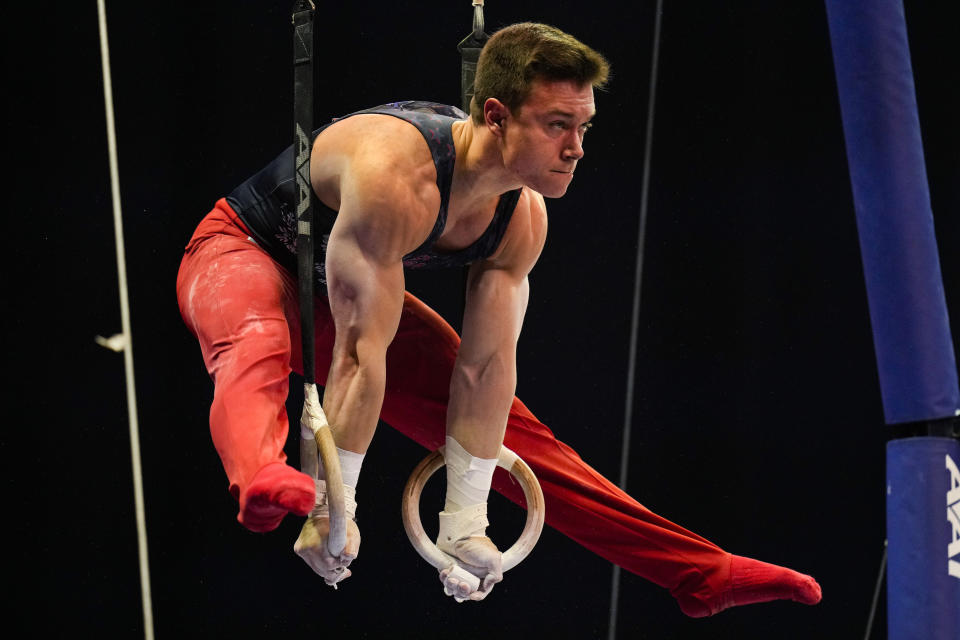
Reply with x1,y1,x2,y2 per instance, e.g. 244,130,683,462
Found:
486,187,548,273
311,115,442,238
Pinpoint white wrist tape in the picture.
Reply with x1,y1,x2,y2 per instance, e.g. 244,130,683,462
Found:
311,478,358,521
443,436,497,512
316,446,365,489
437,502,489,556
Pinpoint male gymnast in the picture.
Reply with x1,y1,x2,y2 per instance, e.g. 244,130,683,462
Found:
177,22,822,612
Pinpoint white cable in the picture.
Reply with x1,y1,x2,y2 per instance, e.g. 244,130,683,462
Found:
608,2,664,639
96,2,154,638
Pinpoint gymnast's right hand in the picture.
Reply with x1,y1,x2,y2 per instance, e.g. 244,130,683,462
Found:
294,515,361,587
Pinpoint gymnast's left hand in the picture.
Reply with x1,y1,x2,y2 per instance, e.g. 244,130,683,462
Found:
294,515,361,587
439,535,503,602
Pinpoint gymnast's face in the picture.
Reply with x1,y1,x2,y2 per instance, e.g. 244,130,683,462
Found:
496,79,596,198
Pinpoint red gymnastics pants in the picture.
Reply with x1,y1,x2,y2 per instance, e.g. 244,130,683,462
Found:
176,199,734,614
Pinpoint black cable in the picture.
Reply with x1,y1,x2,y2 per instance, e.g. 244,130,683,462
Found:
864,540,887,640
608,2,664,637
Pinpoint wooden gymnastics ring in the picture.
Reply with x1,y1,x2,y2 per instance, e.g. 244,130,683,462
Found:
402,445,545,591
300,383,347,556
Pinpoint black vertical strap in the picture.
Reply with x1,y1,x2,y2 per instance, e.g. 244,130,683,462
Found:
457,2,489,113
456,2,489,333
293,1,316,383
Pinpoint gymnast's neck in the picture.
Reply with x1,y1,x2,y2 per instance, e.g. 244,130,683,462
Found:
449,119,525,212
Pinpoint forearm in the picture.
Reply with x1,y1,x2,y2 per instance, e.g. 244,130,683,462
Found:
439,352,513,598
446,352,517,458
322,347,387,454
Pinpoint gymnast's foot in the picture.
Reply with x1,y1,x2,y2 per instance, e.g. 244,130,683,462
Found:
675,554,822,618
237,462,316,532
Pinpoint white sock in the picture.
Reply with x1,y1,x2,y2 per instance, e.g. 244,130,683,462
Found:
443,436,497,512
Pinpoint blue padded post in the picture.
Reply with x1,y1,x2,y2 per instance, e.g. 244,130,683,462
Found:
886,438,960,639
824,2,960,637
824,0,958,425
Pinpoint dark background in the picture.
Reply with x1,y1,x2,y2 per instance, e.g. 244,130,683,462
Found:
12,1,957,638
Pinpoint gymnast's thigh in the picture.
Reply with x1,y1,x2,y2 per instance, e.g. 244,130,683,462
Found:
177,233,297,381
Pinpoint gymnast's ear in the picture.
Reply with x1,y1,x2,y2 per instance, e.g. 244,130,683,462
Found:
483,98,509,134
